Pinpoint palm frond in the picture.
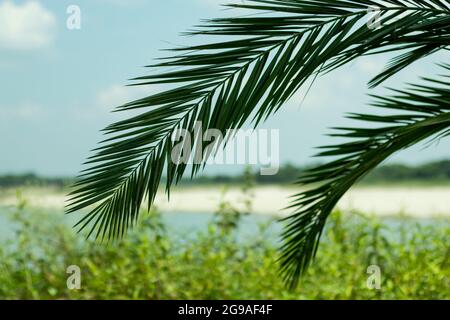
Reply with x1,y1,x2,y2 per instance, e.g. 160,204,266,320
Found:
280,64,450,288
67,1,449,245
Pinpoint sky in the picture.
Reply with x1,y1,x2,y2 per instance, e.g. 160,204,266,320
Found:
0,0,449,177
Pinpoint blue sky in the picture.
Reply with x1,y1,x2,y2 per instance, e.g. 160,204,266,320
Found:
0,0,449,176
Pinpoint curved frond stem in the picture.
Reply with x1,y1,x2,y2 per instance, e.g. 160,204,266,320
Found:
280,66,450,288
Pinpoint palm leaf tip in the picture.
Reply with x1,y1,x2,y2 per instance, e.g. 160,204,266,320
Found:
280,65,450,288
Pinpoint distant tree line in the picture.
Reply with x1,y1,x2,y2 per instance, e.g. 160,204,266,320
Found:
0,174,72,188
363,160,450,183
184,160,450,185
1,160,449,188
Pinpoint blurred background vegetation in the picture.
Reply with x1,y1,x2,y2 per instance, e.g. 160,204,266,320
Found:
0,162,449,299
2,160,450,189
0,183,448,300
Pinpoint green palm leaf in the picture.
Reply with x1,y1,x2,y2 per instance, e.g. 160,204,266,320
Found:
67,0,449,287
280,64,450,287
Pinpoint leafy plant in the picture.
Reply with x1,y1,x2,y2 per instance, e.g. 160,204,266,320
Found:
2,201,449,299
214,166,255,234
67,0,450,287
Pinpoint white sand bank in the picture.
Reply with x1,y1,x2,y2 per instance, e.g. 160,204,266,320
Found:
1,186,448,218
153,186,450,218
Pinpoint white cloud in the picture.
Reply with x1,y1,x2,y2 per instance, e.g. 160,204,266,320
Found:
356,56,384,75
69,84,159,122
0,102,44,122
96,84,153,111
0,1,56,51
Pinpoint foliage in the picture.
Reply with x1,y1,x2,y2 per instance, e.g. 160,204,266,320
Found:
0,174,70,188
185,160,450,185
213,166,255,233
281,68,450,286
364,160,450,183
1,159,450,189
66,0,450,287
1,199,449,299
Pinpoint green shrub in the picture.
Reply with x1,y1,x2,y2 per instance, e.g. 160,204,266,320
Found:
0,199,448,299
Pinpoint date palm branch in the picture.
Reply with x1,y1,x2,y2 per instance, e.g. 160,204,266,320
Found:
281,64,450,287
67,0,450,287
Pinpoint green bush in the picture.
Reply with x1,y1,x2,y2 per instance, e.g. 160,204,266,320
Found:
0,198,448,299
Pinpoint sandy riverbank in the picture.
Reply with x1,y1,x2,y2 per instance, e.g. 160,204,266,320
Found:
1,185,449,218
